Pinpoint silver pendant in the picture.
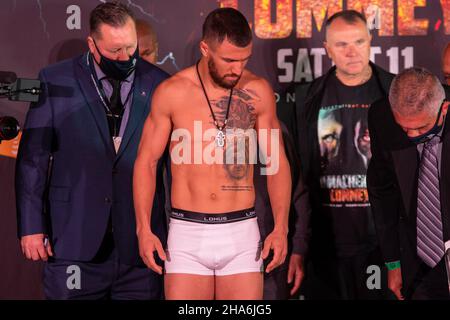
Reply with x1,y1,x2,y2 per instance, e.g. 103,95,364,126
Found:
216,130,225,148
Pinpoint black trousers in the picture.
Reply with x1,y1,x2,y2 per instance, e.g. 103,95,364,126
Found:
306,249,391,300
263,262,290,300
410,258,450,300
43,232,163,300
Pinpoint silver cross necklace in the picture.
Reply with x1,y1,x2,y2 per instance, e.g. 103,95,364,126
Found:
196,60,233,148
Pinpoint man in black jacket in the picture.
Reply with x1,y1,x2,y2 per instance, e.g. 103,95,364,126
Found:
255,123,311,299
288,10,394,299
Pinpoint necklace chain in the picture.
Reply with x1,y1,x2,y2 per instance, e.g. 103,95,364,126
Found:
196,60,233,132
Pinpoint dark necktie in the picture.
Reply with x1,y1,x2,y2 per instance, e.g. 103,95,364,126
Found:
107,79,124,137
417,137,444,267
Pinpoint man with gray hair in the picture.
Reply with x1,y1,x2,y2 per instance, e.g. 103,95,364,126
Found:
368,67,450,299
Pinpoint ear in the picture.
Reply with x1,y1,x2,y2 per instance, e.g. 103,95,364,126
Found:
323,41,331,58
87,36,96,54
199,40,209,58
442,100,449,117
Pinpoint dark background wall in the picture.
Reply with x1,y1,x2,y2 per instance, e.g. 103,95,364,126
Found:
0,0,448,299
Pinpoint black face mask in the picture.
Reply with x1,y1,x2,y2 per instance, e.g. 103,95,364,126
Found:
92,40,139,81
408,101,446,144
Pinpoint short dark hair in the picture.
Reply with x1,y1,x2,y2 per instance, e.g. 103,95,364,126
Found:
90,1,135,39
202,8,252,47
326,9,367,28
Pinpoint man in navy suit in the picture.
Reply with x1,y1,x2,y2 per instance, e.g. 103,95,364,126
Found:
15,2,169,299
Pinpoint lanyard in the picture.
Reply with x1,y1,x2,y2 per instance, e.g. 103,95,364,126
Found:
86,52,134,117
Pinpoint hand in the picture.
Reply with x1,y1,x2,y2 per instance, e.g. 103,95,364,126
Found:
21,233,53,261
287,253,305,296
387,268,404,300
137,230,166,274
261,229,288,273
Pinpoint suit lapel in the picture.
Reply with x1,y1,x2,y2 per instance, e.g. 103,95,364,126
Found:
440,115,450,241
115,65,153,161
75,53,115,157
379,101,419,219
391,146,418,218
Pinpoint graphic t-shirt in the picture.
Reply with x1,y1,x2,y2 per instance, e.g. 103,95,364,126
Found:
317,72,383,257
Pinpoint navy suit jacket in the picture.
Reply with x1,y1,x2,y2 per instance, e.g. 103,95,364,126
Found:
16,53,169,265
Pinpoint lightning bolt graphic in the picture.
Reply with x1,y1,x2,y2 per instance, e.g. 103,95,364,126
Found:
126,0,161,23
157,52,180,71
98,0,161,23
36,0,50,40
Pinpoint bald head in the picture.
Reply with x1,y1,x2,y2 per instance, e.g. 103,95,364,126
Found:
136,19,158,64
323,10,372,82
443,43,450,85
325,10,369,41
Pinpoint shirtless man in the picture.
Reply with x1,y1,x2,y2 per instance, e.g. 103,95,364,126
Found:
133,7,291,300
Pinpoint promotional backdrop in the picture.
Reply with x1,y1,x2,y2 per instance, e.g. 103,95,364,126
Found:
0,0,448,298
